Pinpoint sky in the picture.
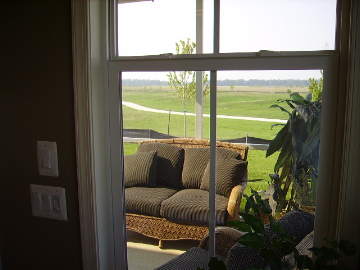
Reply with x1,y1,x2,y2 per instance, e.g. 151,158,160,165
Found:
117,0,337,80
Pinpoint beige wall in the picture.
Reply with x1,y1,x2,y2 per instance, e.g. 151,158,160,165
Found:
1,1,82,269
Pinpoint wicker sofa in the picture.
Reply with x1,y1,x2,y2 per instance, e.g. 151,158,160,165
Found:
125,138,249,248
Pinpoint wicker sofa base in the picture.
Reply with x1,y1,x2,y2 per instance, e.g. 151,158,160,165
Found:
126,214,209,247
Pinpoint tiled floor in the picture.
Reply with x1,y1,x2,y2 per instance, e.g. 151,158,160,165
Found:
127,231,198,270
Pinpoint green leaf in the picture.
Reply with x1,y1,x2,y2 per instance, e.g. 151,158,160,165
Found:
270,123,285,129
295,254,313,269
269,220,284,234
300,117,320,160
227,221,253,232
238,232,265,249
245,196,255,214
266,123,289,157
274,140,292,172
208,257,227,270
258,199,272,215
290,92,307,105
269,104,291,116
242,213,264,233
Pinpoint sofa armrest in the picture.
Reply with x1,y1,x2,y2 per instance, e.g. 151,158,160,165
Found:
227,181,247,220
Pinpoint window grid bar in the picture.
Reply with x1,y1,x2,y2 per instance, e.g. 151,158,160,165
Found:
109,54,336,73
209,0,221,259
209,70,217,259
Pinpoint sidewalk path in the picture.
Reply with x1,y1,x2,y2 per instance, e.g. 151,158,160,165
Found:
122,101,287,124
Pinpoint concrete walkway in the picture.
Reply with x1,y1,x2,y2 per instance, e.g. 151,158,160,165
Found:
122,101,287,124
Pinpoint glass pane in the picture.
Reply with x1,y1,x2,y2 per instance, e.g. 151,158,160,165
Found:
122,71,211,269
121,69,323,269
220,0,337,52
117,0,213,56
217,69,322,214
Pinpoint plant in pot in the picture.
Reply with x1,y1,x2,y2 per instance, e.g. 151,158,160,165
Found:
200,191,356,270
266,91,321,213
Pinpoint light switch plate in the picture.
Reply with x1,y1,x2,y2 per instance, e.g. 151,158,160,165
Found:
30,184,68,221
37,141,59,177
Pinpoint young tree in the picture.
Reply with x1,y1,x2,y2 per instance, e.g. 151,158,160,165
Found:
167,39,209,136
308,71,323,102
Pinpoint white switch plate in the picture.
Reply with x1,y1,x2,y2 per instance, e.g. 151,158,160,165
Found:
37,141,59,177
30,184,68,221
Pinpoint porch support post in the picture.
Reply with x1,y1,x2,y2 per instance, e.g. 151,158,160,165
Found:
195,0,204,139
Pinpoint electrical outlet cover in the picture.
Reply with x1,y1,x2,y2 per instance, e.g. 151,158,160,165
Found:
30,184,67,221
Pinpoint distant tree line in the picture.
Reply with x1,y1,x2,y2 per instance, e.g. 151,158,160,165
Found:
218,79,309,87
122,79,309,87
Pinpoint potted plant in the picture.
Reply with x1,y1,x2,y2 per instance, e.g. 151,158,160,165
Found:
200,192,356,270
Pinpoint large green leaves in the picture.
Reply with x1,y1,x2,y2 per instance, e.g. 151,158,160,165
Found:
266,122,290,157
238,232,265,249
268,92,321,212
227,221,252,233
242,213,265,234
273,135,292,173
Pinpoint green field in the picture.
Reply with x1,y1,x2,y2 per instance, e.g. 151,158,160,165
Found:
123,85,306,120
122,87,302,140
122,86,303,210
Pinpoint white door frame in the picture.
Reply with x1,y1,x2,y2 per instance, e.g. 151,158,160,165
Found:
72,0,124,269
72,0,360,269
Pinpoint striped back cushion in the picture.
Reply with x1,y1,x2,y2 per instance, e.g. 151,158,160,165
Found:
200,158,247,197
124,151,157,187
182,148,242,189
138,143,184,188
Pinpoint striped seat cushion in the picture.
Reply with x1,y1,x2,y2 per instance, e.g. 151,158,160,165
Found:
138,143,184,188
160,189,229,225
182,148,242,189
124,151,157,187
155,247,209,270
125,187,178,217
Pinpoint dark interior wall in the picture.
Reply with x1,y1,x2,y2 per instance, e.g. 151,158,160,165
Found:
1,1,82,270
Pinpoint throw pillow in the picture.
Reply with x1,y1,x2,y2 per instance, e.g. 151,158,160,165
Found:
200,158,247,197
124,151,157,187
182,148,210,189
182,148,242,189
137,143,184,188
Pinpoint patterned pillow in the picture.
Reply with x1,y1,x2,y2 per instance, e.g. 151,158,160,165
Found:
124,151,157,187
138,143,184,188
200,158,247,197
182,148,242,189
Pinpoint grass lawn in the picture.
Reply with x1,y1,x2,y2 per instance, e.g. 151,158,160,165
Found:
122,87,305,140
123,86,306,120
123,107,280,140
